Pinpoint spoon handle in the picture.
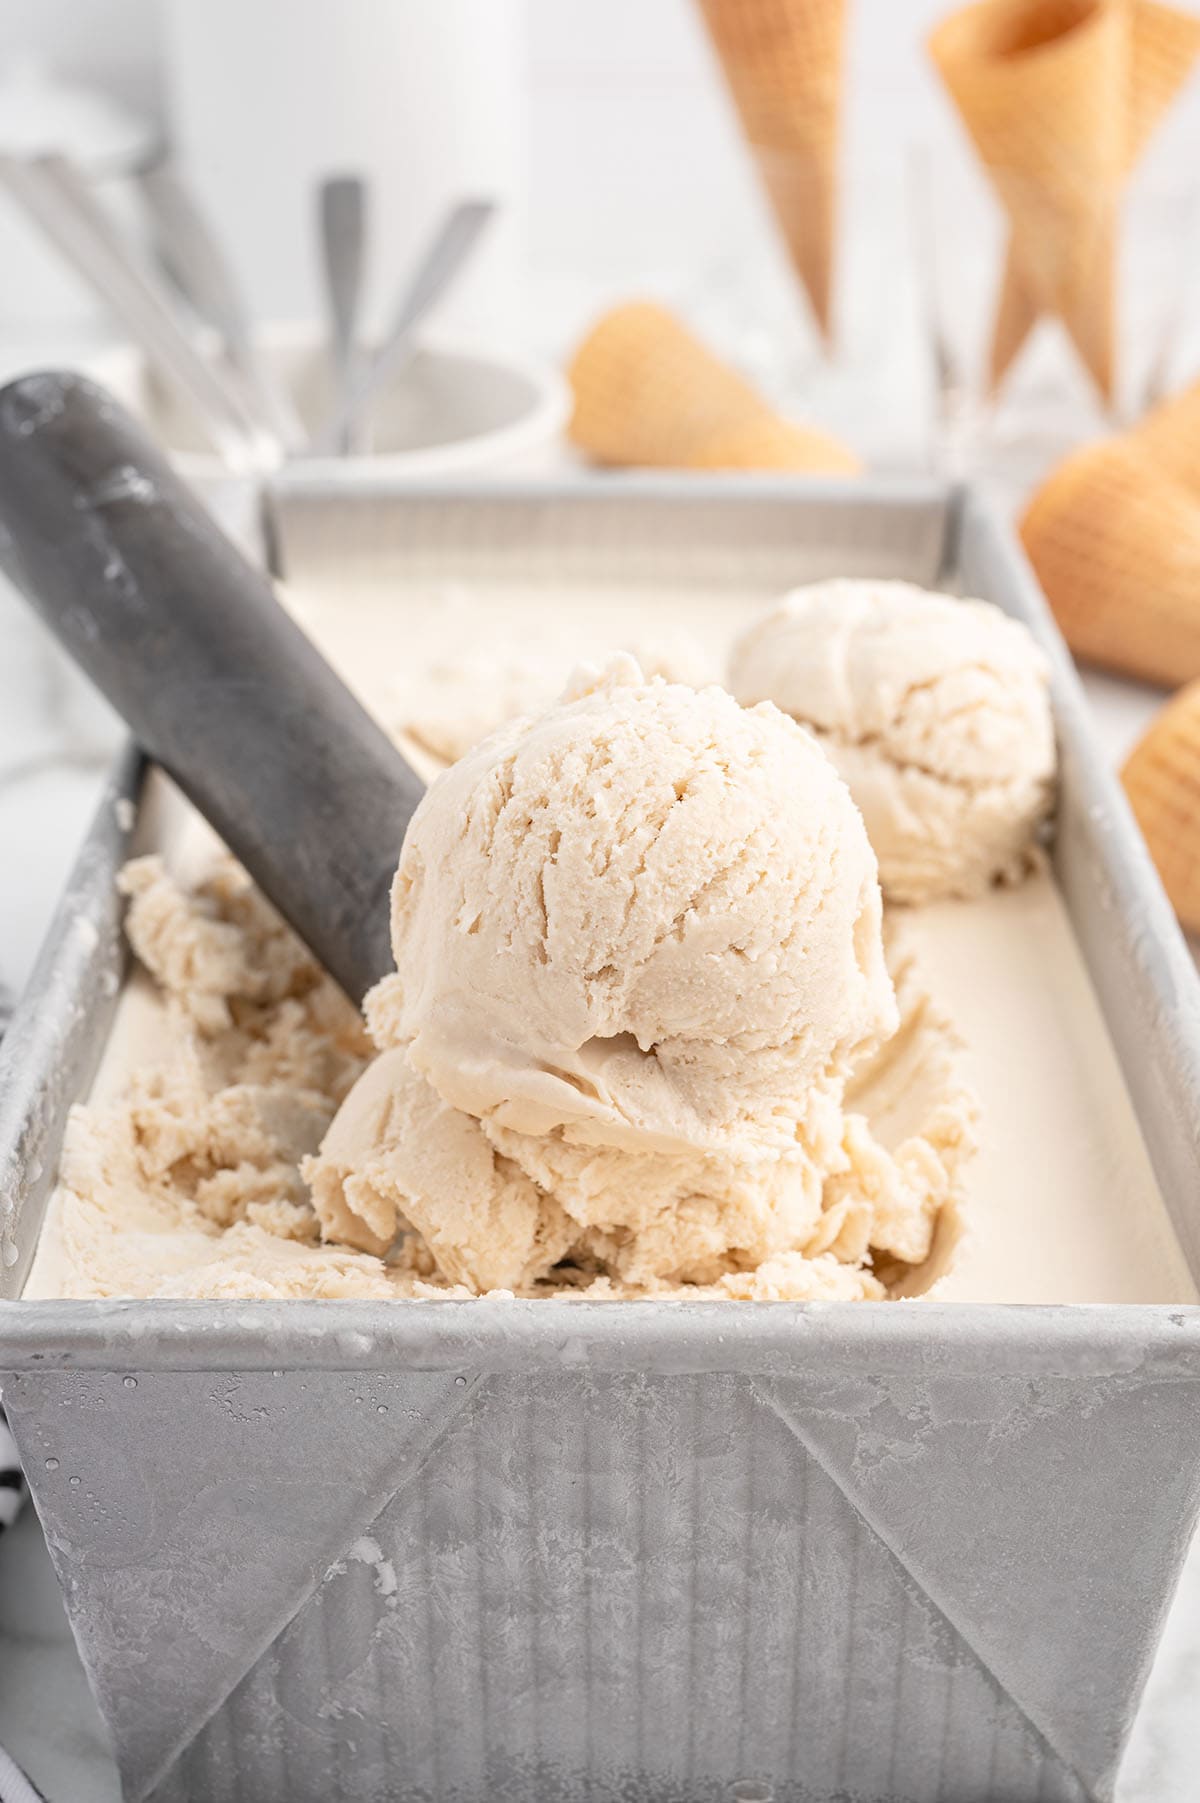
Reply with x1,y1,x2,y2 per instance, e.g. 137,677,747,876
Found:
312,197,495,457
140,163,306,454
0,153,272,472
0,371,424,1002
318,175,369,456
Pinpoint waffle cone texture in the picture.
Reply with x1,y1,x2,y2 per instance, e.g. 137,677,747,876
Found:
695,0,847,335
567,302,860,474
929,0,1200,400
1132,377,1200,498
1020,436,1200,687
1123,680,1200,929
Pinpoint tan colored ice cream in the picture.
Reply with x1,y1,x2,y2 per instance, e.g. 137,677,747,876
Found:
381,656,894,1147
30,573,1196,1311
727,581,1057,904
398,631,715,767
306,658,972,1295
30,661,977,1306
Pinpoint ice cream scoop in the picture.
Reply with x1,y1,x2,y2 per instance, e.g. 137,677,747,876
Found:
304,658,960,1295
0,370,425,1001
728,580,1056,903
374,656,894,1149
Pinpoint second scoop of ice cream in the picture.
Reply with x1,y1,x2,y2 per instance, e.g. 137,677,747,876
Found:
728,581,1056,904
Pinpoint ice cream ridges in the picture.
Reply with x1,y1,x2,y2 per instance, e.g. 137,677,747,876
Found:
47,654,978,1303
728,580,1056,903
309,658,972,1297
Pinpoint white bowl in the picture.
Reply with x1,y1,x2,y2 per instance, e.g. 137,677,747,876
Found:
88,323,571,483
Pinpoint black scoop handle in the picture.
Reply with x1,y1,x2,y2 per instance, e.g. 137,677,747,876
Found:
0,370,425,1003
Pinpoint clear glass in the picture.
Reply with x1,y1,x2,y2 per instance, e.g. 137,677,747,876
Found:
910,143,1111,491
910,136,1200,494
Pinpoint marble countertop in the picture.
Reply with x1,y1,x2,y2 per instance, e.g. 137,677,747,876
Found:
0,327,1197,1799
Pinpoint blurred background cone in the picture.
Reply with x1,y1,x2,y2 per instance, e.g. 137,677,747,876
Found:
1133,375,1200,497
930,0,1130,401
1020,435,1200,685
1124,680,1200,930
567,302,861,472
983,0,1200,393
1126,0,1200,165
695,0,847,338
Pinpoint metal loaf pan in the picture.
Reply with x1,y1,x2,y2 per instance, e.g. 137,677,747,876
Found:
2,477,1200,1803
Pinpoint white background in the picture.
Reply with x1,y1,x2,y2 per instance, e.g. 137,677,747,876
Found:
8,0,1197,293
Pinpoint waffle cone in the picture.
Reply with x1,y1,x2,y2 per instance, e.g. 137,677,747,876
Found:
989,199,1118,397
1126,0,1200,160
1020,436,1200,685
988,225,1117,397
567,302,859,474
933,1,1200,396
1133,377,1200,497
695,0,846,335
1123,680,1200,929
687,411,861,472
989,246,1040,394
987,1,1200,386
931,0,1128,398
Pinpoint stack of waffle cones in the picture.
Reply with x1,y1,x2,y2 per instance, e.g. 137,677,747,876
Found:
1123,680,1200,929
567,303,861,474
694,0,847,337
929,0,1200,401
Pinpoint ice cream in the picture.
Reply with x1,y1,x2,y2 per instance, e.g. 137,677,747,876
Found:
398,632,715,768
306,657,973,1296
306,1045,576,1291
30,663,975,1302
727,580,1057,903
41,855,411,1302
26,556,1191,1310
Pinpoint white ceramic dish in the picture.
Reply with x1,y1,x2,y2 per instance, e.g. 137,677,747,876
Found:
88,322,571,482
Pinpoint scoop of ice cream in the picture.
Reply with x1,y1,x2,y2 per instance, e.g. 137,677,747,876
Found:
302,660,984,1296
372,657,896,1155
303,660,922,1291
39,791,973,1301
727,581,1056,904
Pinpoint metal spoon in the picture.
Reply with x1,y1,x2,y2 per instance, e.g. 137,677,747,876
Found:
317,174,368,456
311,197,496,457
139,162,306,454
0,152,274,472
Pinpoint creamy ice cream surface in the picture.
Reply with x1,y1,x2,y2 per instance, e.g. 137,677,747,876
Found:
31,660,978,1303
24,565,1193,1308
396,629,716,767
307,658,973,1296
727,580,1057,904
379,657,894,1148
